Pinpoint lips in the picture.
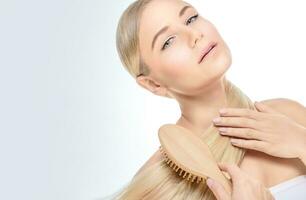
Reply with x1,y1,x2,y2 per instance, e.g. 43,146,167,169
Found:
198,42,217,64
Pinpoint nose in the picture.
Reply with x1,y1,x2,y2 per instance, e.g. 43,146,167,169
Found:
187,28,204,48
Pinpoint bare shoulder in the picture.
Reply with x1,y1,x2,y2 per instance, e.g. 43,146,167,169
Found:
259,98,306,127
134,149,163,177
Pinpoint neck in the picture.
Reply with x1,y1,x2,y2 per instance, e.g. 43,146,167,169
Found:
175,77,228,136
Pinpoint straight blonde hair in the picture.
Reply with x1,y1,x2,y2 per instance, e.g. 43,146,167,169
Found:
114,0,255,199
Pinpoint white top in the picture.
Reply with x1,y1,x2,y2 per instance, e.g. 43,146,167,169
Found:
269,175,306,200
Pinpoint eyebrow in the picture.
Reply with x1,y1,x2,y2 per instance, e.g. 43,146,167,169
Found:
151,5,192,51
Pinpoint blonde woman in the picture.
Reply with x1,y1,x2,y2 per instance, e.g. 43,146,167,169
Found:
111,0,306,199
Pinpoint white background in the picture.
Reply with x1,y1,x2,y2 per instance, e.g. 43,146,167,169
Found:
0,0,305,199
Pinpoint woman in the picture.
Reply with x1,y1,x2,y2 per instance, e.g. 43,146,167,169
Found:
113,0,306,199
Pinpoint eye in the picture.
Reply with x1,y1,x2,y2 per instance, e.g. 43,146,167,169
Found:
161,14,199,51
186,14,199,25
161,36,175,50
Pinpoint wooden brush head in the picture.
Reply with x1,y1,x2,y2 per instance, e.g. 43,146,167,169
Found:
158,124,232,193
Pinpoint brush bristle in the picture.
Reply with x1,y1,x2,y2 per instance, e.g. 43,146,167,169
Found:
158,146,204,183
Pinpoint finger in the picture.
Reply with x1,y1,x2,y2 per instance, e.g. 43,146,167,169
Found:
255,101,280,114
218,127,265,140
230,138,270,152
218,163,243,181
206,178,231,200
213,116,257,129
219,107,263,120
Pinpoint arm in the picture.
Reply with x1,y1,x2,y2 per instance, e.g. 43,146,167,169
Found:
297,127,306,166
259,98,306,128
299,152,306,167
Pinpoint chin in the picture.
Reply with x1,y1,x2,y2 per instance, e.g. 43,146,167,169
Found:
210,51,231,76
216,44,232,72
205,58,231,86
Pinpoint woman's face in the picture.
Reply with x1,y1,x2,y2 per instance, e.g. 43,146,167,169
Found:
137,0,232,97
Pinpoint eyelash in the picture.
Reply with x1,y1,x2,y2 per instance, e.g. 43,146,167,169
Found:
161,14,199,51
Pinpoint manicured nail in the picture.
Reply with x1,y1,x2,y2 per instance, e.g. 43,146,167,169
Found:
218,127,227,132
219,108,227,114
230,139,238,144
206,178,214,187
213,117,221,123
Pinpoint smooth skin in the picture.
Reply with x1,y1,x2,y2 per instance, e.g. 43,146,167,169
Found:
207,163,275,200
208,100,306,200
135,0,306,198
214,101,306,164
137,0,232,134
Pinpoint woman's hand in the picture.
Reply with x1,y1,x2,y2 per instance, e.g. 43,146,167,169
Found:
207,163,275,200
212,101,306,160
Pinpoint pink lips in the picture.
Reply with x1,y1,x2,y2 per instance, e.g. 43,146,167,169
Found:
198,42,217,64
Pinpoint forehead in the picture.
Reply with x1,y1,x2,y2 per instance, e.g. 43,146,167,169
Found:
138,0,192,51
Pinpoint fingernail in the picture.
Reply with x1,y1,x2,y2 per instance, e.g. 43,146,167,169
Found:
206,178,214,187
213,117,221,123
219,108,227,114
218,127,227,132
230,139,238,144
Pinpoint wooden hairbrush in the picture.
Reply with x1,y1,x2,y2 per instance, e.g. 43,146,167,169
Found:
158,124,232,193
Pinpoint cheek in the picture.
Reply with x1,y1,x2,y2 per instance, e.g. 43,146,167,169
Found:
162,46,193,76
168,45,190,61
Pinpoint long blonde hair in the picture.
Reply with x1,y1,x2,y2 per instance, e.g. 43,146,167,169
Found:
114,0,255,199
